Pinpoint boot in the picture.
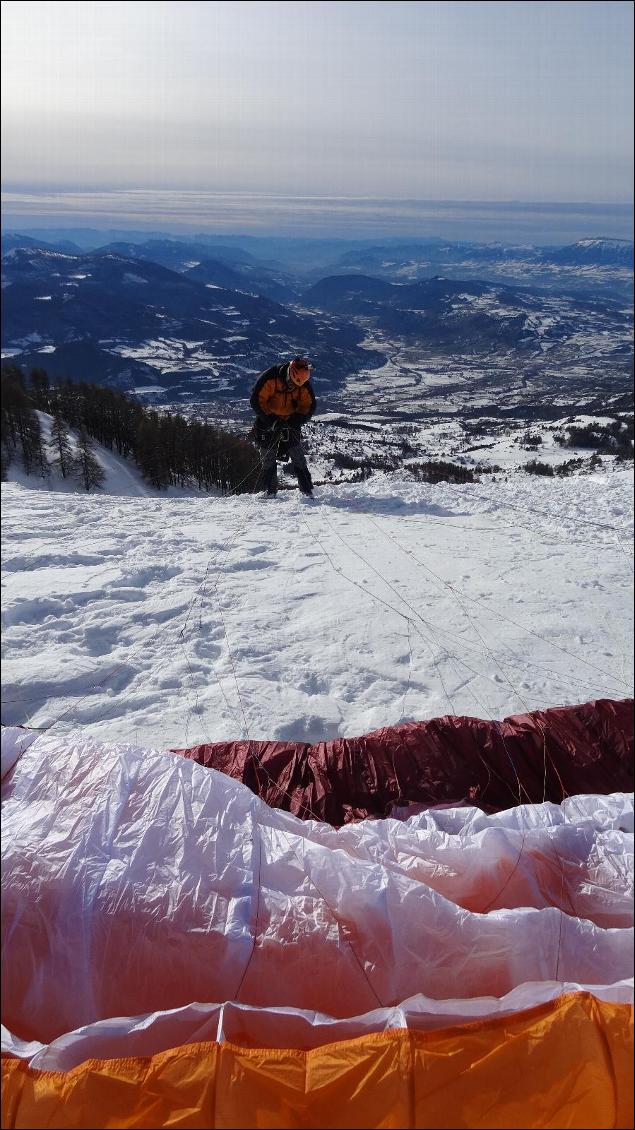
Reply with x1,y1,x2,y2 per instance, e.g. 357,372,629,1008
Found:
261,464,278,496
295,466,313,496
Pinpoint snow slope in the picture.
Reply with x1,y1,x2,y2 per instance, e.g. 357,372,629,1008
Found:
1,465,633,749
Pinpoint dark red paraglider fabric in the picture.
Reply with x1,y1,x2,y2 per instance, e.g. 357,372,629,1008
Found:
173,698,634,825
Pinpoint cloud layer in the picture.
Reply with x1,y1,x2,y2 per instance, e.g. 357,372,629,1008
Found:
2,1,633,203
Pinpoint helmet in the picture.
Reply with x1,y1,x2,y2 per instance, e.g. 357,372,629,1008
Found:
289,357,313,387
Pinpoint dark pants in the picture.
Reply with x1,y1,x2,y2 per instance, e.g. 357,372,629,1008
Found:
258,427,313,494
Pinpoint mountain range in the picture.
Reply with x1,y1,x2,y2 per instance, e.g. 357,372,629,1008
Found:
324,238,634,303
1,231,632,420
1,245,376,397
304,273,631,353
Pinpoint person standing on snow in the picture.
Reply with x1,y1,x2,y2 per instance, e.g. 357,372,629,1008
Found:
250,357,316,497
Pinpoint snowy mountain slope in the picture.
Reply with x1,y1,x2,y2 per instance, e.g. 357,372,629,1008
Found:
304,274,632,354
1,467,632,750
94,239,300,303
1,248,377,393
3,234,631,421
6,411,153,498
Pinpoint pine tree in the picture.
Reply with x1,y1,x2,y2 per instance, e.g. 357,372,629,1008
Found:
1,404,14,479
135,415,170,489
20,410,48,478
29,367,50,410
57,379,82,428
75,427,105,491
1,364,29,450
1,443,10,481
49,411,74,478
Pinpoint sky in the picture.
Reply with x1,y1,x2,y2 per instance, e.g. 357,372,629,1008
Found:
1,1,634,233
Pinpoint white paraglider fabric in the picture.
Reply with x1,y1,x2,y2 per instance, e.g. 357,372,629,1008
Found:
2,978,632,1070
2,730,633,1049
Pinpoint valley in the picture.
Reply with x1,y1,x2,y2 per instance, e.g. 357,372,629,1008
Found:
2,230,633,480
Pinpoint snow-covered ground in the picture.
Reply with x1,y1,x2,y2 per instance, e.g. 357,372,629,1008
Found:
308,415,631,480
2,440,633,749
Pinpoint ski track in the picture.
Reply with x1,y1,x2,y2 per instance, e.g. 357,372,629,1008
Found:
1,469,633,749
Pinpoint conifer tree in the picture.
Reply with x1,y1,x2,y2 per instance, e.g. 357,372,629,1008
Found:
20,410,48,478
49,411,74,478
58,379,82,428
1,441,10,481
1,364,29,450
135,415,170,489
1,400,14,478
29,367,50,410
75,427,105,491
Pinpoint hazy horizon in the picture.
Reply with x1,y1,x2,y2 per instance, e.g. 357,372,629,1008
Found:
2,192,633,245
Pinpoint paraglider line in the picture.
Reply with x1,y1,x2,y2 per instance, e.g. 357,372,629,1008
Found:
369,516,630,692
300,511,459,717
471,489,631,535
299,838,384,1010
234,825,263,1002
312,511,543,805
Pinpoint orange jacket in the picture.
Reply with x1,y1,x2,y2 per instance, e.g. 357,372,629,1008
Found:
250,365,315,423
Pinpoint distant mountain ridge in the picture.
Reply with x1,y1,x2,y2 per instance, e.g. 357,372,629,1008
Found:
332,237,634,271
304,272,632,354
318,237,634,303
548,238,634,266
1,231,84,256
95,238,259,268
92,238,300,303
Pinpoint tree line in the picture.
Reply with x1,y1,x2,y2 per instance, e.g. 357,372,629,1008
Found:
1,365,261,493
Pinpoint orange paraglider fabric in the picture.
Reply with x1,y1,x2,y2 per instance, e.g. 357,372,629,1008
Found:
2,994,633,1130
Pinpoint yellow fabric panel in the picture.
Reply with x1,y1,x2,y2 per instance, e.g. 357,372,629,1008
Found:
2,995,632,1130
